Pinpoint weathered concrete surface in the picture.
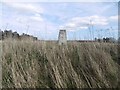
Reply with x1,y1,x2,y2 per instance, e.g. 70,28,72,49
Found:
58,30,67,45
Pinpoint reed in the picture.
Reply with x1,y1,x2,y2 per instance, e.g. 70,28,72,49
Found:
1,39,120,88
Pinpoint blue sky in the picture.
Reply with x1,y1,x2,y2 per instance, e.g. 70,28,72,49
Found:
0,0,118,40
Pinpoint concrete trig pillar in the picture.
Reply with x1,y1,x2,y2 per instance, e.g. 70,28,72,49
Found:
58,30,67,45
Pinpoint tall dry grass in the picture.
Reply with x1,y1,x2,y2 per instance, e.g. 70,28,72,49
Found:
1,39,120,88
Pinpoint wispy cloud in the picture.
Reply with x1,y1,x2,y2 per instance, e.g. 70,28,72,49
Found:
60,15,108,31
30,14,44,22
2,0,119,2
60,14,118,32
3,2,44,14
109,15,118,21
1,2,118,39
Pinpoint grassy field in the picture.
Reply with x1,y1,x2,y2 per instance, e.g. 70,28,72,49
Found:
1,39,120,88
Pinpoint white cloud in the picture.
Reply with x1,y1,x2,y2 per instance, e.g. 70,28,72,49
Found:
3,2,44,14
30,14,44,22
2,0,119,2
15,14,44,27
109,15,118,21
65,23,76,28
1,1,118,39
2,2,45,24
30,16,43,22
71,15,108,26
79,26,88,29
16,17,28,24
61,15,109,32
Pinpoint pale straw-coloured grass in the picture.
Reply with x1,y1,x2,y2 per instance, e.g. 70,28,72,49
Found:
1,39,120,88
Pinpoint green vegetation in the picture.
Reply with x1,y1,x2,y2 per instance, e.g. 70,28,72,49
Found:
1,40,120,88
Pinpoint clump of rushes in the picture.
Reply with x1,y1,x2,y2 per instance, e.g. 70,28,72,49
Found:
1,39,120,88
